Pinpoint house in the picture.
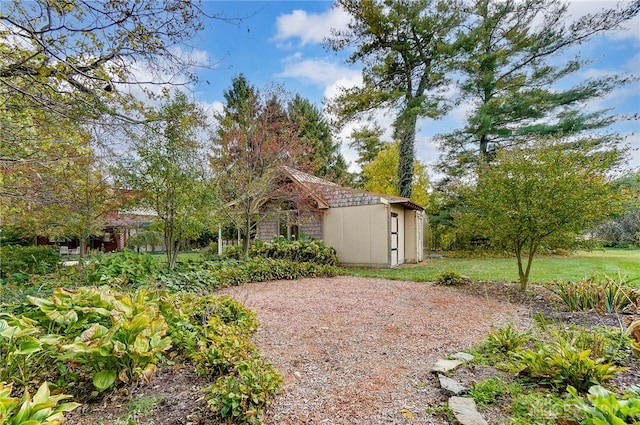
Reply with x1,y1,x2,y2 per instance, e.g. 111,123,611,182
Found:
256,166,425,268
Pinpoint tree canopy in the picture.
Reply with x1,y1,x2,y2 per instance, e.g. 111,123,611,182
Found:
361,142,429,207
0,0,209,121
462,138,625,290
211,75,309,257
117,92,211,269
288,94,350,183
327,0,465,198
437,0,639,178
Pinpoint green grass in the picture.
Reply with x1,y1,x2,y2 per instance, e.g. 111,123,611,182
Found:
347,249,640,286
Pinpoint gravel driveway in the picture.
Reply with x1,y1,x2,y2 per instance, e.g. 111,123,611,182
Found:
220,276,528,424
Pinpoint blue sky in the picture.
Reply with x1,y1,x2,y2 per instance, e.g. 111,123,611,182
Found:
184,1,640,176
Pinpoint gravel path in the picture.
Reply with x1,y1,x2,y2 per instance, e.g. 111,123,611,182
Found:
220,276,529,424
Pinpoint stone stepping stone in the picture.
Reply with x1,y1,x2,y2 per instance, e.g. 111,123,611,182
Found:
438,374,467,396
451,352,475,362
431,359,463,373
448,396,488,425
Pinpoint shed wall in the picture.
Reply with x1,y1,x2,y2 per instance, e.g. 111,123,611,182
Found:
323,204,390,267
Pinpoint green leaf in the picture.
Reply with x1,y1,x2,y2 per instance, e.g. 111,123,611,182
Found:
93,370,116,392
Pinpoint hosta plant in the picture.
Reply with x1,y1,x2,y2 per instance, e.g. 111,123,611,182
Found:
516,336,625,392
0,381,80,425
26,287,172,391
0,316,59,387
567,385,640,425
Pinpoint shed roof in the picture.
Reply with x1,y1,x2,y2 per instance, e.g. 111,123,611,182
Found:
281,166,424,211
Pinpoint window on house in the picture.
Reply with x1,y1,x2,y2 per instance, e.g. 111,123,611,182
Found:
278,210,299,239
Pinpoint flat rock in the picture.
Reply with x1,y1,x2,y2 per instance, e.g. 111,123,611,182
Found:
431,359,464,373
451,352,475,362
448,396,488,425
438,374,466,396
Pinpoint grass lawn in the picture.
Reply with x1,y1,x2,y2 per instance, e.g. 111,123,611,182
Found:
347,248,640,286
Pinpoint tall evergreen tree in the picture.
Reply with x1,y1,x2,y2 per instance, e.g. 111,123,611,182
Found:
327,0,465,197
438,0,640,177
348,124,386,168
288,94,350,183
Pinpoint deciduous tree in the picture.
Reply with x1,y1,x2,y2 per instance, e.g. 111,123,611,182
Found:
211,76,308,257
117,92,211,269
462,138,625,290
0,115,125,254
0,0,210,121
361,142,429,207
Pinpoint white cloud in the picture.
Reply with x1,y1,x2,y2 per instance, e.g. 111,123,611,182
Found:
323,73,363,101
623,131,640,171
277,56,360,87
272,7,351,46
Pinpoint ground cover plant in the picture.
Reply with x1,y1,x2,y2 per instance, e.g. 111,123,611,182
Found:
0,239,340,424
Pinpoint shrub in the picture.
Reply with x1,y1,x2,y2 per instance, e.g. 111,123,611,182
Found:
434,270,471,286
192,317,257,377
206,357,282,425
223,236,338,266
551,274,639,314
568,385,640,425
0,246,60,279
0,381,80,424
157,269,220,293
88,249,159,286
203,258,340,289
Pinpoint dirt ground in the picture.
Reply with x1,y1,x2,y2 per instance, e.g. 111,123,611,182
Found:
219,276,530,424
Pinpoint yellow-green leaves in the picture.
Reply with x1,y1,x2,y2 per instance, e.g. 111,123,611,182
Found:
0,381,80,425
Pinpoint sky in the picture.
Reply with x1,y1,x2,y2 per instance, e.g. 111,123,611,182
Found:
183,0,640,178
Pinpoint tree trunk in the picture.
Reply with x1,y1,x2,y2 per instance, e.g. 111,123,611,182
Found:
165,227,176,270
515,239,537,291
479,133,489,165
243,215,251,259
397,112,417,198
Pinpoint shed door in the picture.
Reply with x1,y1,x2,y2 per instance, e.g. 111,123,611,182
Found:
391,213,399,267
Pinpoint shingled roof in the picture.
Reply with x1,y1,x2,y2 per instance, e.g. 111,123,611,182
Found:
281,165,423,211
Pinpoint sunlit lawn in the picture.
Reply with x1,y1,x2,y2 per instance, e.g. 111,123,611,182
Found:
347,248,640,286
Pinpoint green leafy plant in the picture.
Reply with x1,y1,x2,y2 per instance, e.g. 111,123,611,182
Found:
486,323,531,353
25,287,172,391
551,274,638,314
0,381,80,425
206,357,282,425
192,317,256,377
516,332,625,392
567,385,640,425
434,270,471,286
470,377,514,408
223,236,338,266
0,315,60,387
157,269,220,293
0,246,60,280
88,250,159,286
